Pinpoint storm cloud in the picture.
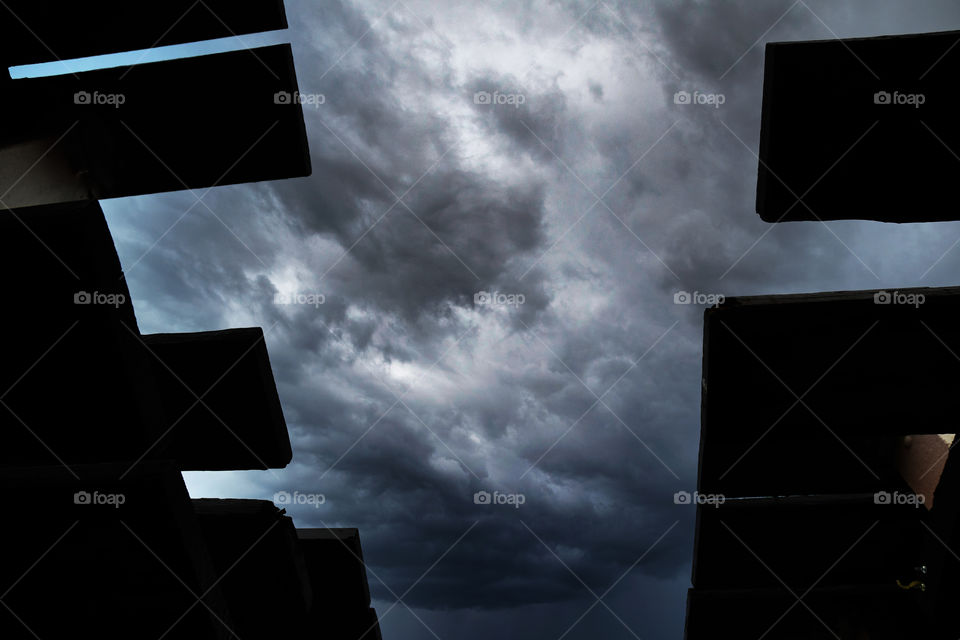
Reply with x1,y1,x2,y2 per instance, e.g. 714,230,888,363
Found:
97,1,960,637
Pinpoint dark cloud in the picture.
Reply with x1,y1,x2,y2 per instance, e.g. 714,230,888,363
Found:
653,0,805,80
100,2,960,639
468,74,568,160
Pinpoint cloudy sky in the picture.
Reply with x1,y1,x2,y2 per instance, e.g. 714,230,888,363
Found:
75,1,960,637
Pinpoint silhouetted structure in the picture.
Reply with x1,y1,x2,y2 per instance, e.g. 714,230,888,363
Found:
688,28,960,639
299,528,382,639
0,1,289,66
756,30,960,222
688,288,945,638
0,8,309,207
699,287,960,497
0,3,382,639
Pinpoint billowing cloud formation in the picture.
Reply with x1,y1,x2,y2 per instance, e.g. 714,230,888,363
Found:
101,1,960,638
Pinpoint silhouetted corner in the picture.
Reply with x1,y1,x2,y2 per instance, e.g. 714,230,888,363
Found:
687,25,960,638
0,2,376,639
687,289,960,638
756,30,960,223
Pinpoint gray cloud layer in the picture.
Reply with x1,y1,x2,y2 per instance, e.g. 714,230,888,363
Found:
99,1,960,637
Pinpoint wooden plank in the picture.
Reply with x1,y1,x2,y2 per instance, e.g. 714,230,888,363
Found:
756,30,960,222
143,329,292,471
699,287,960,496
0,462,234,639
685,585,928,639
692,495,925,591
0,44,311,208
298,528,372,609
0,0,287,67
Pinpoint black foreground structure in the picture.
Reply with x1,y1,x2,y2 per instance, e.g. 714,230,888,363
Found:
0,3,381,639
687,29,960,639
756,30,960,223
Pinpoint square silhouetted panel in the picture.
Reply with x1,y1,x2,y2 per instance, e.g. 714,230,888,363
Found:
192,499,312,637
757,31,960,222
298,528,378,640
699,287,960,496
298,528,371,610
143,328,291,470
1,44,311,208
